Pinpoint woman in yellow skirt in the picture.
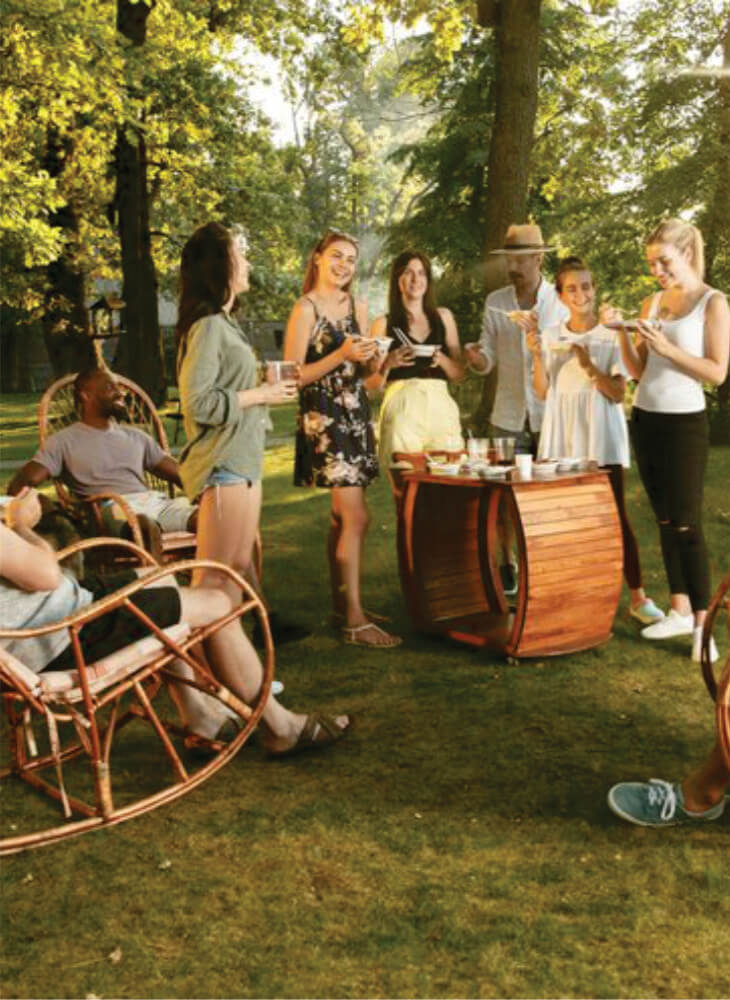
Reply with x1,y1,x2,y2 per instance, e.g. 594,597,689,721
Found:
370,251,464,487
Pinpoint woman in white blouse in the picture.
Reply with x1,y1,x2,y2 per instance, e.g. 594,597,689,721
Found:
527,256,662,626
618,218,729,663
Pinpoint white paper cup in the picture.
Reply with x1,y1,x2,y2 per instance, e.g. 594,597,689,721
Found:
515,454,533,479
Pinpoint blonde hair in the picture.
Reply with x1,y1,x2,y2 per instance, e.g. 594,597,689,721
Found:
646,218,705,279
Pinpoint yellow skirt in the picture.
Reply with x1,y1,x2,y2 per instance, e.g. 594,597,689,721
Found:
378,379,462,466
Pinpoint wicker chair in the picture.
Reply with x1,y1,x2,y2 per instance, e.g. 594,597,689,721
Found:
37,372,263,578
701,573,730,770
0,538,274,854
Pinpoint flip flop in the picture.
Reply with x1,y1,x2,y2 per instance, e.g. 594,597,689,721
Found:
342,622,402,648
267,713,352,758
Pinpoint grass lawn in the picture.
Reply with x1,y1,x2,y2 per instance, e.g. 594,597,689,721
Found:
1,393,729,999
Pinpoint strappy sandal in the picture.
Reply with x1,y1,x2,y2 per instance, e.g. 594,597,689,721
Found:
342,622,402,648
266,713,352,758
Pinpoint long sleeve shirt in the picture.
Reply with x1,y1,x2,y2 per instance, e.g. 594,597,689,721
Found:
478,278,569,432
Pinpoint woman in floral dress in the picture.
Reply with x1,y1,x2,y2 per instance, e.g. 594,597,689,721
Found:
284,230,401,647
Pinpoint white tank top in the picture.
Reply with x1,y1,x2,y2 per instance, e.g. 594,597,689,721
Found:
633,289,714,413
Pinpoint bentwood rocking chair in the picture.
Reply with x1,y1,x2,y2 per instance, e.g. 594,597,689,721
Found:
701,572,730,771
37,372,263,579
0,539,274,854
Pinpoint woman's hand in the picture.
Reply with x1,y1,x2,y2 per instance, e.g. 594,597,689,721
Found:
387,344,416,370
341,336,378,364
636,319,673,358
258,379,300,405
599,302,623,326
571,343,594,372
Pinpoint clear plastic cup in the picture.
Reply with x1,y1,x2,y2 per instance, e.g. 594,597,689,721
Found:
265,360,299,384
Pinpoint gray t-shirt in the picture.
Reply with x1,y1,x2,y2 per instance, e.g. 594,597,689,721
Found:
0,572,93,672
33,422,167,499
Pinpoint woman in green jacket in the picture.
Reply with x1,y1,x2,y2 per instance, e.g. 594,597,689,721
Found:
176,222,297,605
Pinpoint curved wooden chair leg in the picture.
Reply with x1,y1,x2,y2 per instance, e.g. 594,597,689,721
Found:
700,573,730,771
0,547,275,855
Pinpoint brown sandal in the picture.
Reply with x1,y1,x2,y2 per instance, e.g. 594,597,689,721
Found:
267,713,352,758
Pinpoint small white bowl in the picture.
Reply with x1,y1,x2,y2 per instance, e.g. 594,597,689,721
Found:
375,336,393,354
534,460,559,477
410,343,438,358
428,461,461,476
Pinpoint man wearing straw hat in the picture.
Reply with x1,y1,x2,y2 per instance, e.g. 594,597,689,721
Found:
464,223,568,449
464,223,568,593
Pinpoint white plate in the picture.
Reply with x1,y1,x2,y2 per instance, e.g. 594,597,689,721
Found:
550,341,573,353
604,319,662,331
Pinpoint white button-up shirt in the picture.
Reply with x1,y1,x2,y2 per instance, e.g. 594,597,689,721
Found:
478,277,569,432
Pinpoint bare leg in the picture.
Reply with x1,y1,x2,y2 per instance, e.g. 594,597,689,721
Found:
331,486,400,647
328,507,344,616
331,486,369,627
178,588,323,745
192,482,262,605
681,741,729,812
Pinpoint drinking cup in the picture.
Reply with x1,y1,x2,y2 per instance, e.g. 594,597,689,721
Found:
492,437,515,466
467,438,481,460
515,453,532,480
265,360,299,384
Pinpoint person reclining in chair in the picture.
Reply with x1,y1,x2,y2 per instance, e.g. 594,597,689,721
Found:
0,489,350,757
9,368,196,543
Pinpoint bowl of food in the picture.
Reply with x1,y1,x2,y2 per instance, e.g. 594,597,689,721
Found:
410,343,438,358
534,460,559,477
427,460,462,477
550,340,574,354
556,457,580,472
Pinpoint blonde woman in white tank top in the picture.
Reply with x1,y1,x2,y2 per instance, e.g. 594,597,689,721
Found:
617,218,729,663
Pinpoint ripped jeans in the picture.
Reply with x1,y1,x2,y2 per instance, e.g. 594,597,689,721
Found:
631,407,710,611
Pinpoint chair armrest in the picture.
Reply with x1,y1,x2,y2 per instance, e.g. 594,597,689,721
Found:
82,492,145,548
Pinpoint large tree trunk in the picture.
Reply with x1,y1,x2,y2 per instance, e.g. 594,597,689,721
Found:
113,0,165,403
480,0,542,269
473,0,542,433
42,129,96,378
702,16,730,416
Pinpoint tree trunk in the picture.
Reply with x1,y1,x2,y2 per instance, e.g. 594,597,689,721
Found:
482,0,542,270
41,129,96,378
113,0,165,404
702,16,729,413
473,0,542,434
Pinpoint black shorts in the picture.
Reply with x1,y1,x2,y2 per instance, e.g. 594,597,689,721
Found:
44,571,181,671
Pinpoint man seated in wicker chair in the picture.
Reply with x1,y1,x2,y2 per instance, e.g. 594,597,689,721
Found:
9,368,196,552
10,368,309,646
0,489,350,757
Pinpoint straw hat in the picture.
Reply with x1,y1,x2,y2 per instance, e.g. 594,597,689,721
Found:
489,224,556,255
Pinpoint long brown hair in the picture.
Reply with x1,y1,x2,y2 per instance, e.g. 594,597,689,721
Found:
387,250,441,337
176,222,234,367
302,230,359,295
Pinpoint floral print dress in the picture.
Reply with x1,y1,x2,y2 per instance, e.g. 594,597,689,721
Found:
294,298,379,488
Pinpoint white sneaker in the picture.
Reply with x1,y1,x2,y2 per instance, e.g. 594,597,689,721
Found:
691,628,719,664
641,608,694,640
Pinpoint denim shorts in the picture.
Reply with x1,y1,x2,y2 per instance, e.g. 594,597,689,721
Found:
204,467,253,489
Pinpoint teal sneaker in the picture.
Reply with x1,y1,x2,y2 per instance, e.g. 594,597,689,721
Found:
607,779,725,827
629,598,665,625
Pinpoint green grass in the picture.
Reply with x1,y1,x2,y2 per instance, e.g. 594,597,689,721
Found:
1,396,730,998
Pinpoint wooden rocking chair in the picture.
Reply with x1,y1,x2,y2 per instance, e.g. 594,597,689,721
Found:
700,572,730,770
37,372,263,578
0,538,274,854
